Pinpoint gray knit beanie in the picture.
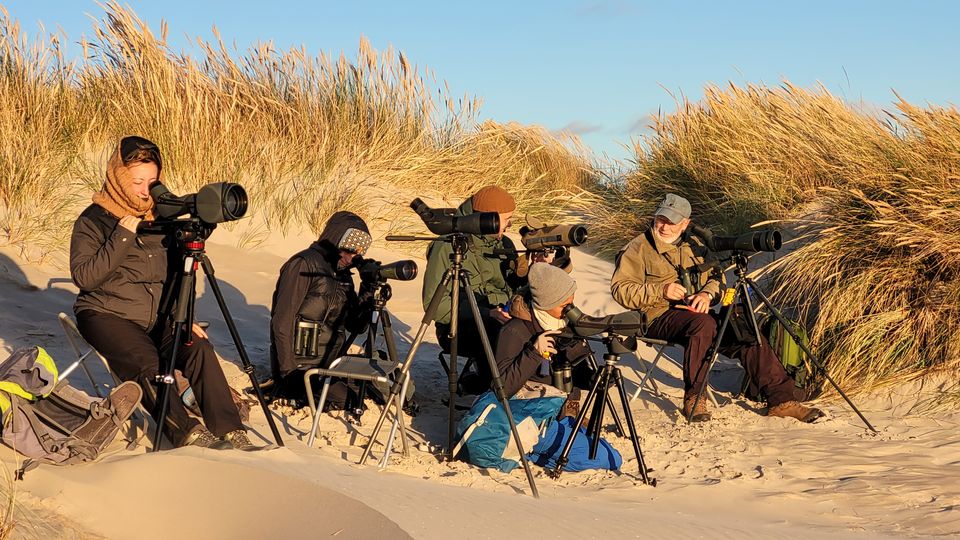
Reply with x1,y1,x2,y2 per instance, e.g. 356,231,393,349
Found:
529,263,577,310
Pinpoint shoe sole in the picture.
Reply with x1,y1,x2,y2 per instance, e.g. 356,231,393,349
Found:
73,381,143,452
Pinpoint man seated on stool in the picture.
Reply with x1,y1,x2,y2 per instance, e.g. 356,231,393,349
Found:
610,193,822,423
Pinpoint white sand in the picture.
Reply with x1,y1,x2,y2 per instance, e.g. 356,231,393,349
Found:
0,228,957,539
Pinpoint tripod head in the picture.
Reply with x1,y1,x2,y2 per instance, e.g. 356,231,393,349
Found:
387,231,471,253
603,333,637,356
139,217,216,247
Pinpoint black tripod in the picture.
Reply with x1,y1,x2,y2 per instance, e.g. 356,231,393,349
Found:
151,221,284,451
359,233,540,498
547,335,655,485
687,252,877,432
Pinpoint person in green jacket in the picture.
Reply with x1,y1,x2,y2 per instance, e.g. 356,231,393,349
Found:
421,186,519,394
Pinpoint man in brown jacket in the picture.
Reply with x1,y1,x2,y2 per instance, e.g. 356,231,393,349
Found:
611,194,822,423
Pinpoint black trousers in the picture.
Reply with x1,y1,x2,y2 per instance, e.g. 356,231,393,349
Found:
646,309,796,407
77,310,243,445
437,313,504,392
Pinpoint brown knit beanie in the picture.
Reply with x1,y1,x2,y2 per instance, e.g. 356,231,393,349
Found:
472,186,516,213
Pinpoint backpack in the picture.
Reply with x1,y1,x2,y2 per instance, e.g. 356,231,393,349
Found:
529,416,622,472
454,391,565,473
762,316,815,389
0,347,140,477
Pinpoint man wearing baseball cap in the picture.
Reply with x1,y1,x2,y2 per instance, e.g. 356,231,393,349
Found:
610,194,822,424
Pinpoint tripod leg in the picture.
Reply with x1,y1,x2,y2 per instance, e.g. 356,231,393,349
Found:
200,256,284,447
688,283,742,423
585,353,624,436
548,362,604,479
152,265,196,452
588,370,610,460
394,373,410,457
359,269,453,466
152,323,184,451
460,273,539,498
612,367,654,485
380,310,409,457
605,387,625,437
379,372,412,468
745,278,877,432
446,272,462,457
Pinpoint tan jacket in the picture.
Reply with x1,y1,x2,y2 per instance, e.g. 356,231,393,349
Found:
611,229,723,322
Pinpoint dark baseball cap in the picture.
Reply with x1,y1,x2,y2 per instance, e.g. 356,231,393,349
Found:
653,193,691,224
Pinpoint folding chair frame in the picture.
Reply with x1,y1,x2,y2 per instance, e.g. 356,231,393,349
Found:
630,337,720,407
303,355,409,454
57,312,151,449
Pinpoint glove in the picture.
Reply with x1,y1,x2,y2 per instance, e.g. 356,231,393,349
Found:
357,282,377,307
533,329,560,358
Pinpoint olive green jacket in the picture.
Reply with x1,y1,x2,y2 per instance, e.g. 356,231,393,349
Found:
610,228,723,322
421,198,518,325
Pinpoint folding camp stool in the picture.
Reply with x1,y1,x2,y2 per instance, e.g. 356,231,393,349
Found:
57,312,151,449
304,354,409,454
630,337,720,407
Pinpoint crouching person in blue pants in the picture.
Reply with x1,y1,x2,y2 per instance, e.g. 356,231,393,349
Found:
455,263,621,473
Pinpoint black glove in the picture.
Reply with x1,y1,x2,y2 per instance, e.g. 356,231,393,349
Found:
357,281,377,310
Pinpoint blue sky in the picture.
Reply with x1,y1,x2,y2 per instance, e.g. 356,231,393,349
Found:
5,1,959,161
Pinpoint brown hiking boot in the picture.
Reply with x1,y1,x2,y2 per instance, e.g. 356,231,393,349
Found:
682,392,711,422
222,429,269,452
768,400,824,423
182,426,232,450
73,381,142,452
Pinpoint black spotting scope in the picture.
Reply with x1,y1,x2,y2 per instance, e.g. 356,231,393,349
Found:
150,182,248,224
410,198,500,236
685,222,782,253
356,257,418,283
562,304,646,338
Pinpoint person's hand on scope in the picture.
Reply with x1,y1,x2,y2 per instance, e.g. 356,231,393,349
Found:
490,306,512,324
534,329,560,358
662,282,687,302
529,249,556,265
119,215,142,233
685,292,712,314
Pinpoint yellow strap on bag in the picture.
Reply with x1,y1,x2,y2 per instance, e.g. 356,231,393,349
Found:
721,287,736,306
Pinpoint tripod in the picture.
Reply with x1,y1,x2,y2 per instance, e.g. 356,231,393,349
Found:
151,221,284,451
306,281,411,455
687,252,877,432
547,335,655,485
358,233,540,498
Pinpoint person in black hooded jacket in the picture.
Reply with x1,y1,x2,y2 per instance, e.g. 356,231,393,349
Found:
269,211,374,403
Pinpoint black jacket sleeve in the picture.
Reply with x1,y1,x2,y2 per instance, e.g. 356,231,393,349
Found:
495,319,547,398
69,214,136,291
270,257,311,376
